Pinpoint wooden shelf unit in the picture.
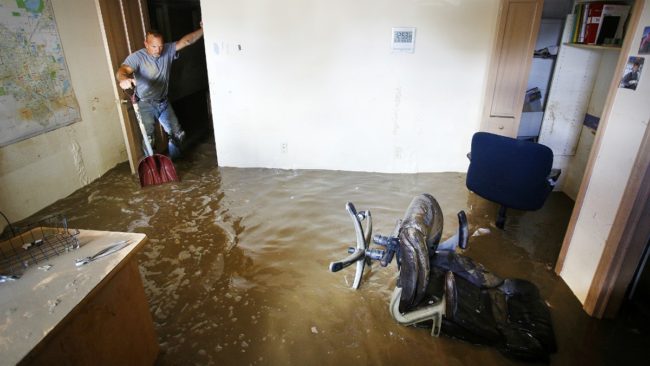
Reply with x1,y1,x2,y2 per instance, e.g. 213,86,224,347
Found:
563,42,622,51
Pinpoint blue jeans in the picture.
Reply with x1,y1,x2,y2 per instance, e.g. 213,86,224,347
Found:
137,99,184,155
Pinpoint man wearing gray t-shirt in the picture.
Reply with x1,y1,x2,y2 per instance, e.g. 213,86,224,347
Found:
115,24,203,157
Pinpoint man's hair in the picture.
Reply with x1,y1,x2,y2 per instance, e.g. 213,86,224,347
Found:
145,29,164,40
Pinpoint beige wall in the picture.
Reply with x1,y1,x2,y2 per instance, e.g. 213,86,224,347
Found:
560,2,650,303
0,0,126,229
200,0,499,173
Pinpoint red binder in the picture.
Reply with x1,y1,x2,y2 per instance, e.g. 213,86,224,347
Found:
584,2,605,45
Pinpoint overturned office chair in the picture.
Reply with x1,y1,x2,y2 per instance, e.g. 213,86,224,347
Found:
466,132,560,229
329,194,557,362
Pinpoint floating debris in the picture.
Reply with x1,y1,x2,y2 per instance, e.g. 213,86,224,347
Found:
472,228,491,237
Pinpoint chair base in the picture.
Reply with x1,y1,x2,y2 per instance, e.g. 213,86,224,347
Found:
496,205,507,229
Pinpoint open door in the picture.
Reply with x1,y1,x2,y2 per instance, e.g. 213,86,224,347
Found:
97,0,150,173
482,0,543,137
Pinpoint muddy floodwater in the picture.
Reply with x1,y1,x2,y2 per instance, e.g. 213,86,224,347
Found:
19,140,648,365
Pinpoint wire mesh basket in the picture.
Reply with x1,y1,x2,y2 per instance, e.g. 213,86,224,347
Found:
0,215,80,280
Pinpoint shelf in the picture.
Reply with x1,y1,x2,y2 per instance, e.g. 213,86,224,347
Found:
563,42,622,51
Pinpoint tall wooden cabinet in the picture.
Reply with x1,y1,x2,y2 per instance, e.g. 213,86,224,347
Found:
482,0,544,137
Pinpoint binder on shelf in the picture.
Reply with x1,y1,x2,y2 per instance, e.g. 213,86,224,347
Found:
584,2,605,44
578,3,590,43
595,4,631,45
571,3,583,43
565,14,576,44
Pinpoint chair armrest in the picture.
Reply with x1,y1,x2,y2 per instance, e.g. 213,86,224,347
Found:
547,168,561,187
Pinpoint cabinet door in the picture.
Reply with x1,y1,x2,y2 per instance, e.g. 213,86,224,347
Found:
482,0,543,137
97,0,151,173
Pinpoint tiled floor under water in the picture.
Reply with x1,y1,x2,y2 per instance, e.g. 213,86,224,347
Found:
15,139,649,365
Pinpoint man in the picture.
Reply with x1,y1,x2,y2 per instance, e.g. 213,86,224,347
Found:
116,23,204,157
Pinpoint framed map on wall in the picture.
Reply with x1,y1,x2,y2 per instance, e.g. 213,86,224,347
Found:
0,0,81,147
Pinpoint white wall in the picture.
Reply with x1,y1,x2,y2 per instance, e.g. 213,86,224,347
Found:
201,0,499,173
560,126,595,200
560,2,650,303
0,0,126,229
560,51,619,200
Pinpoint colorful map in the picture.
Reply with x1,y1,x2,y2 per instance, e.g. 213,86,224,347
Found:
0,0,80,147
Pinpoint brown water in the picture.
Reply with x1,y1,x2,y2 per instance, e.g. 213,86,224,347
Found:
21,140,648,365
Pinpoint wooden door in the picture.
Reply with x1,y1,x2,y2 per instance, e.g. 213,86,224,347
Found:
482,0,543,137
97,0,150,173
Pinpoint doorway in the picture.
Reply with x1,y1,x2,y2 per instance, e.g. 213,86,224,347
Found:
97,0,213,173
487,0,646,319
517,0,573,142
622,239,650,331
148,0,213,152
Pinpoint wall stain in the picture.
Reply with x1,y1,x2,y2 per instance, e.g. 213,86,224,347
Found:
393,86,401,136
67,128,89,186
90,97,100,112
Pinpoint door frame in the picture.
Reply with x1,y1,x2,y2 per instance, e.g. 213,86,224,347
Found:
554,0,647,318
583,121,650,318
95,0,150,173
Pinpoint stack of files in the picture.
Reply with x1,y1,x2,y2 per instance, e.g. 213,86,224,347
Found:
569,2,630,46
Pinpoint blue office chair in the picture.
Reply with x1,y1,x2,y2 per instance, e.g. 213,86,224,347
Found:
466,132,560,229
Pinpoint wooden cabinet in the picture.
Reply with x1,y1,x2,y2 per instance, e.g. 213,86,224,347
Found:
482,0,544,137
1,231,159,365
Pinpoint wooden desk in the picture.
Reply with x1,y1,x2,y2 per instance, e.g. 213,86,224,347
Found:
0,230,158,365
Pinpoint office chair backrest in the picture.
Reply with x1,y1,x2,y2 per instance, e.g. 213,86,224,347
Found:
466,132,554,211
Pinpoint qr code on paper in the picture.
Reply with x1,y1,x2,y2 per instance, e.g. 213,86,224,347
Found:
394,31,413,44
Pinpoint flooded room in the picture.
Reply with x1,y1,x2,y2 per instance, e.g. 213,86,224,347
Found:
1,0,650,365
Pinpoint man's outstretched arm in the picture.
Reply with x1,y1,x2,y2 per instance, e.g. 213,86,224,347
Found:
176,22,203,52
